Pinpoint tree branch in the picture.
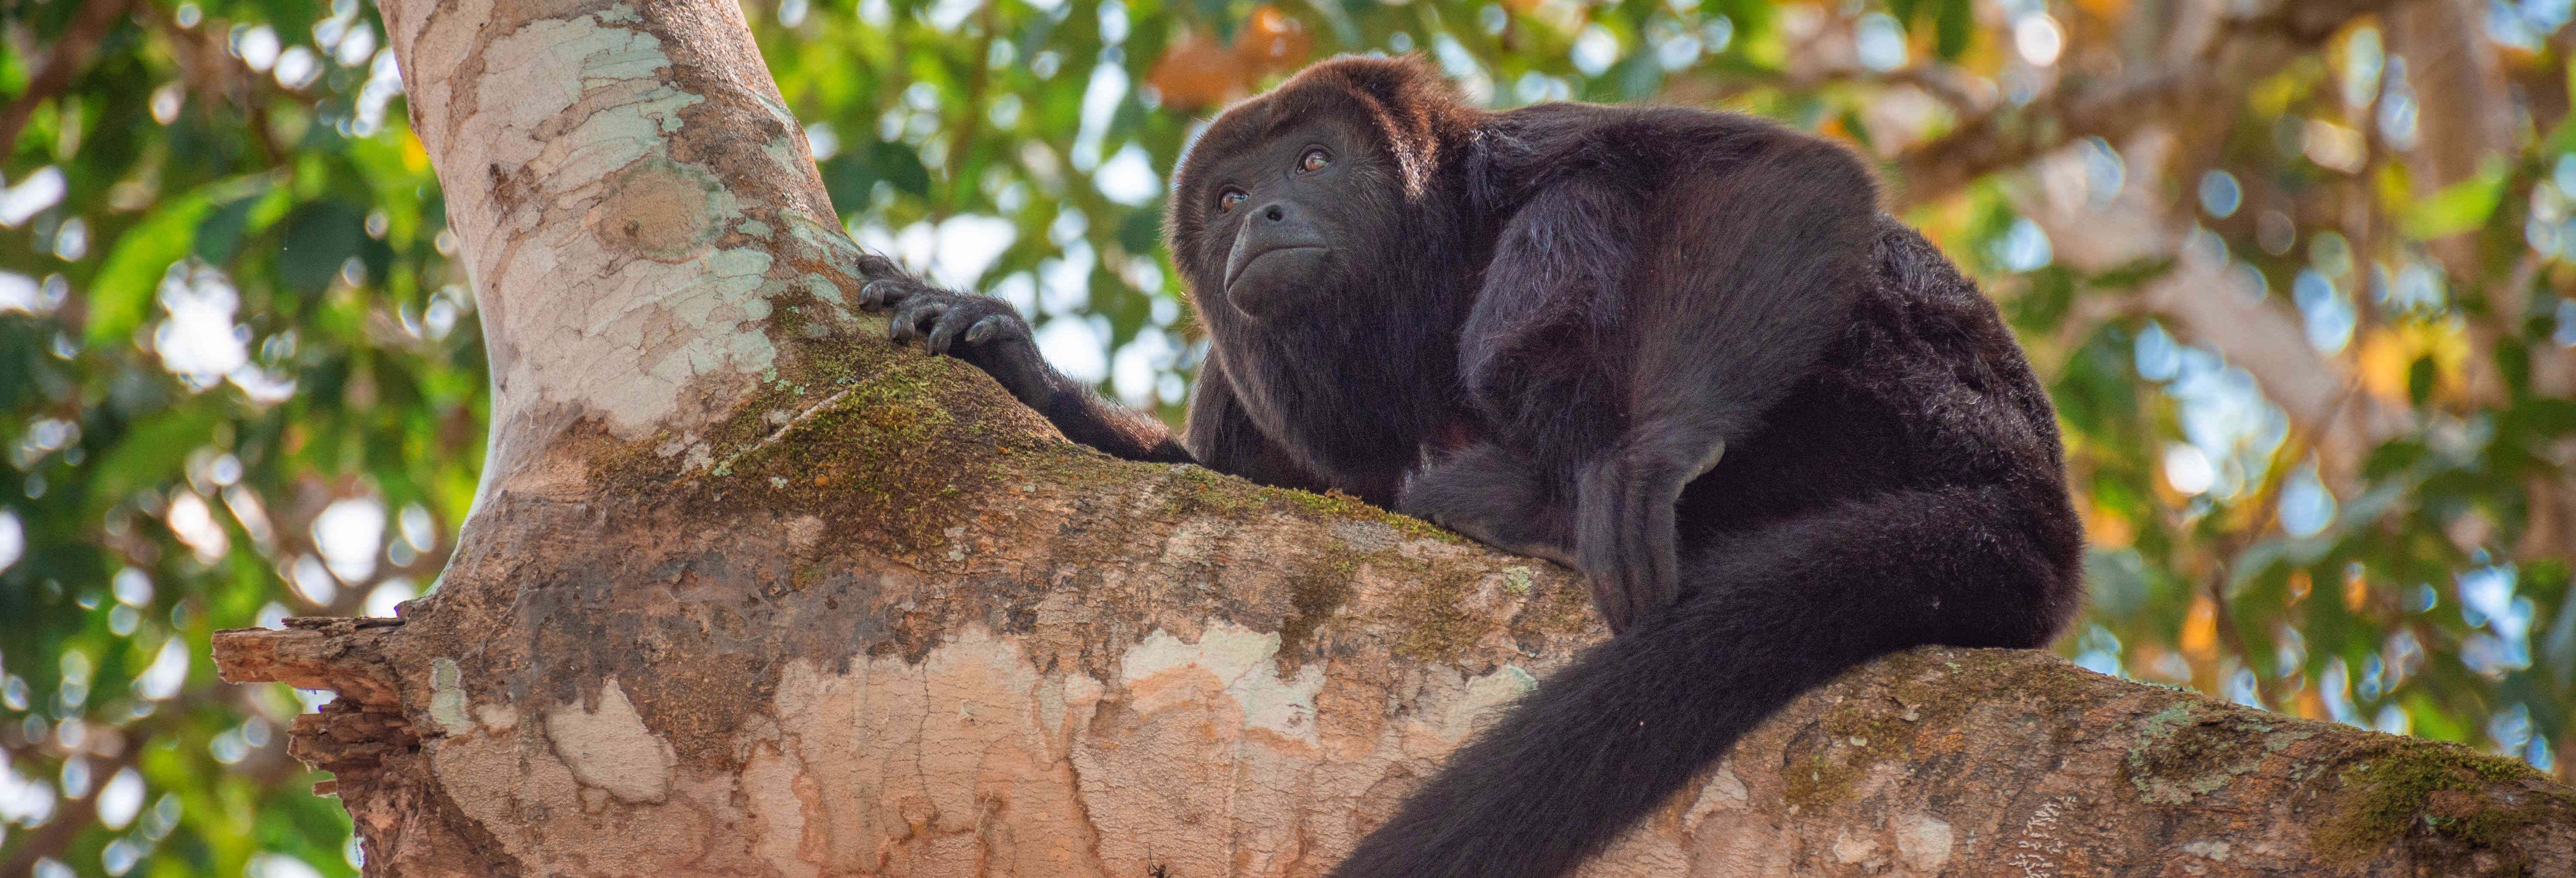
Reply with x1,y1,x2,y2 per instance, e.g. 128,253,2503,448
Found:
1891,0,2397,210
217,621,2576,875
0,0,136,162
2022,133,2408,485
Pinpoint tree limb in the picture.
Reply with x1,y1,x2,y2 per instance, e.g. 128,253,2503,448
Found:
1891,0,2397,210
0,0,135,163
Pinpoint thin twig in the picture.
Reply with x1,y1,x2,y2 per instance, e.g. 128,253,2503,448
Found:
2200,381,2361,708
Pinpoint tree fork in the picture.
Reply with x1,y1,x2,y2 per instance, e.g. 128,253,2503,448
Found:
211,0,2573,874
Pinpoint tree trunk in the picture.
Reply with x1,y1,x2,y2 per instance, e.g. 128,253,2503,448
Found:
211,0,2576,875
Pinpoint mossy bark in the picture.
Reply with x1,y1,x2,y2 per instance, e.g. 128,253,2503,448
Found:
212,0,2574,875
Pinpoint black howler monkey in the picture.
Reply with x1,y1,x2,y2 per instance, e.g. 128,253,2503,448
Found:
857,55,2084,878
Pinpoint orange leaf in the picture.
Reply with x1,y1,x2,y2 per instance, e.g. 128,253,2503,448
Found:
1234,5,1313,75
2180,594,2219,659
2343,565,2371,612
2069,0,2128,19
2354,319,2470,404
1148,30,1249,111
2081,498,2133,547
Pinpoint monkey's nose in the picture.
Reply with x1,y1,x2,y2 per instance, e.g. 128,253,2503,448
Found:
1260,203,1288,222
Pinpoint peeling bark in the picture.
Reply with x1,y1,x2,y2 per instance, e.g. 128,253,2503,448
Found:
212,0,2576,875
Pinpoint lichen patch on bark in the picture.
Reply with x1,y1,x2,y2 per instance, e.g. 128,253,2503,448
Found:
1121,623,1331,746
427,657,471,735
544,677,679,804
586,158,732,259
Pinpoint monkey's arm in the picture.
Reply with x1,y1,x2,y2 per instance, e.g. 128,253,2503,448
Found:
863,280,1192,464
1448,170,1671,629
1397,442,1577,567
1458,134,1879,631
1175,355,1338,493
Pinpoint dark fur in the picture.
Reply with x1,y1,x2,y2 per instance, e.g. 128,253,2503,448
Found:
862,55,2084,878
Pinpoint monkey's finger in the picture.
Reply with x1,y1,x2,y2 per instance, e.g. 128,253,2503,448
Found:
964,315,1009,345
859,280,898,310
925,310,975,356
888,301,945,345
895,306,940,345
884,304,911,342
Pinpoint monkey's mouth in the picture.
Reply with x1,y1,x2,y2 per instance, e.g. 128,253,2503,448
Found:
1226,245,1330,288
1224,246,1333,318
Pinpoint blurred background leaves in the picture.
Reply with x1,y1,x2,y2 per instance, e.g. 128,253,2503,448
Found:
3,0,2574,873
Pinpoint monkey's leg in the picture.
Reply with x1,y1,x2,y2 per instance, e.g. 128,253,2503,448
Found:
1327,483,2082,878
1398,441,1578,567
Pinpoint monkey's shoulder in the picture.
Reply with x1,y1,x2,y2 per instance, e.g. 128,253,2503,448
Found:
1850,218,2027,353
1479,102,1856,178
1485,101,1804,147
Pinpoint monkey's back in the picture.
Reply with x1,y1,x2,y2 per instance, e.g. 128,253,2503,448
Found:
1479,102,1847,213
1676,219,2078,556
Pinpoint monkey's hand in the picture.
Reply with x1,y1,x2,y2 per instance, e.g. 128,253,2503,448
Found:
860,279,1054,408
1398,444,1577,568
1571,438,1719,633
856,275,1191,463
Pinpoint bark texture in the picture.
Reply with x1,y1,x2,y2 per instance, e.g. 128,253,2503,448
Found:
212,0,2576,875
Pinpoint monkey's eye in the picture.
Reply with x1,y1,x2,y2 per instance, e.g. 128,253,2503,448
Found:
1217,189,1248,213
1298,148,1331,173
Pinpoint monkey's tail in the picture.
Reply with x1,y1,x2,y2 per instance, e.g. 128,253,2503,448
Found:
1326,483,2081,878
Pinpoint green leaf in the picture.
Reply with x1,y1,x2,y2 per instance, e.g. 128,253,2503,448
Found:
2007,265,2075,333
193,194,262,265
2401,161,2508,239
82,407,221,520
821,152,880,216
278,199,370,295
2555,57,2576,152
873,139,933,199
193,182,289,265
2085,256,2178,290
1932,0,1972,60
1118,208,1162,254
2517,398,2576,437
85,194,213,347
85,176,278,347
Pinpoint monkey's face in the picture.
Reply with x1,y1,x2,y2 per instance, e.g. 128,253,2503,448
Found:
1176,121,1378,321
1171,112,1406,325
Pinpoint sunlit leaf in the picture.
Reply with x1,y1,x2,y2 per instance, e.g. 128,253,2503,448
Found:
86,193,215,347
2401,161,2507,239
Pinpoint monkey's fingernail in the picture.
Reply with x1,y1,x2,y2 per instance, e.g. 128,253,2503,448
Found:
966,319,997,343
